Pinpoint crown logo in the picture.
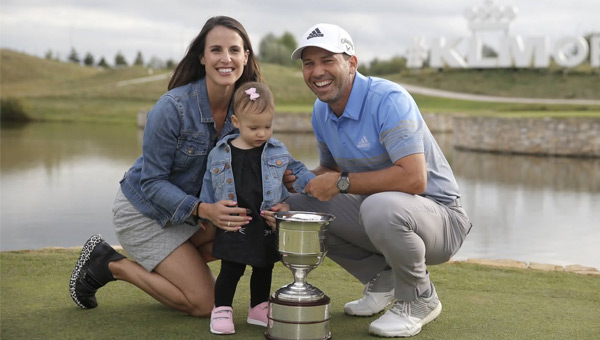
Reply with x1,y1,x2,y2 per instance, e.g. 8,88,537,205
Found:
464,0,518,33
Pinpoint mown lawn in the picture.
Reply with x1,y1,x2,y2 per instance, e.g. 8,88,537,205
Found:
1,249,599,339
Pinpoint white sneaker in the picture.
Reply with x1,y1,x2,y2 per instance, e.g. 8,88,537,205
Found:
344,270,395,316
368,285,441,338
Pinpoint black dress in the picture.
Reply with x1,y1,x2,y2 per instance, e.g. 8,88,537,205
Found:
211,141,280,268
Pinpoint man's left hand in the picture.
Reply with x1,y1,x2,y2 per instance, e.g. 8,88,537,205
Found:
304,172,340,201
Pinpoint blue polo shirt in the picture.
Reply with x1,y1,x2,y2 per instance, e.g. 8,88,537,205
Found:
311,71,460,203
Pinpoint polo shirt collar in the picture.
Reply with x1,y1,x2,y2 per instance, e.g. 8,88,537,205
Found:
324,71,368,122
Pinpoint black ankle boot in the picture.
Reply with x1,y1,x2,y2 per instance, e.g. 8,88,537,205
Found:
70,234,126,309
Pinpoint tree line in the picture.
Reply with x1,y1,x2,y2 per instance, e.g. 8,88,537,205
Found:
45,48,177,69
44,31,408,75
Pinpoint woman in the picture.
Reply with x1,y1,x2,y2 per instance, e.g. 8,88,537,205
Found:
69,16,260,317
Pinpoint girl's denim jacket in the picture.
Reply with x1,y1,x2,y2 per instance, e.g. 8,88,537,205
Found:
199,134,315,210
119,77,237,227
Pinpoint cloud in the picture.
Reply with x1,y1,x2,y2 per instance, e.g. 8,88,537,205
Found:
1,0,598,65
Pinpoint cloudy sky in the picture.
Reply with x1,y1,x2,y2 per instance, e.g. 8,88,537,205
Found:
1,0,598,65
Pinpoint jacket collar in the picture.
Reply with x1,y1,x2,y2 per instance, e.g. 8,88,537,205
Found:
214,134,283,149
195,77,236,137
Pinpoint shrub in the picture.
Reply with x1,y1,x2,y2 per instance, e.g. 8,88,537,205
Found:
1,97,31,122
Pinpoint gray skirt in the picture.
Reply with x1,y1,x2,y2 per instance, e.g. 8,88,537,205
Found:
112,188,200,272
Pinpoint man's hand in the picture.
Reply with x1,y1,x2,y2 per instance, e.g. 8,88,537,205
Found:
304,172,340,201
283,169,297,192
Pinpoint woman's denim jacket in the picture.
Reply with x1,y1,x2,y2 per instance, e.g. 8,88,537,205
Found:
120,77,237,227
199,134,315,210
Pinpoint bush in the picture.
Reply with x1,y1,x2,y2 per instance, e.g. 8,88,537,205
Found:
1,97,31,122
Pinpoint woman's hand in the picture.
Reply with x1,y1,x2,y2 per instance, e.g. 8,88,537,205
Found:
261,202,290,231
198,200,251,232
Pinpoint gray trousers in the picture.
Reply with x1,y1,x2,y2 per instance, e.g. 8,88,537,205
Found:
286,192,471,301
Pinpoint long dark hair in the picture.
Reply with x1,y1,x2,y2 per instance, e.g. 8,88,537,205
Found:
168,16,261,90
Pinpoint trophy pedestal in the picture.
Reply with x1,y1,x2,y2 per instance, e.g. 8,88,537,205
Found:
265,293,331,340
264,212,335,340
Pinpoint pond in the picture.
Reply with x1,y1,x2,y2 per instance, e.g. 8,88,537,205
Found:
1,122,599,269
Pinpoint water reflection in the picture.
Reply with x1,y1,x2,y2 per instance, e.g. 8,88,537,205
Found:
1,123,598,269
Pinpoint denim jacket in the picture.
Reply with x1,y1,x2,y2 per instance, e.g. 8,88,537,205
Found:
120,77,237,227
199,134,315,210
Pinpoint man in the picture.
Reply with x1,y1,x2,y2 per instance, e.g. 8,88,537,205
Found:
285,23,472,337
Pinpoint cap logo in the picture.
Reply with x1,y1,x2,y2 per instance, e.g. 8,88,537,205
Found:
306,28,324,40
341,37,354,52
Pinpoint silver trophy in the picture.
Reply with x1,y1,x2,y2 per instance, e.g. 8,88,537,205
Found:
265,211,336,340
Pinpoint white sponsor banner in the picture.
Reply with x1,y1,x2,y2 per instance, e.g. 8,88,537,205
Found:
407,35,599,69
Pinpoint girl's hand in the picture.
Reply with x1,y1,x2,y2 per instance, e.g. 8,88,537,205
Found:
261,202,290,231
198,200,251,232
283,169,297,193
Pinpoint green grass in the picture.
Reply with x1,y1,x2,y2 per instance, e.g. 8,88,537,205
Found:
1,249,599,339
411,94,600,117
1,48,599,124
386,67,600,100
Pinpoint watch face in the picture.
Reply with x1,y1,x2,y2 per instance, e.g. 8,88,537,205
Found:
337,178,350,191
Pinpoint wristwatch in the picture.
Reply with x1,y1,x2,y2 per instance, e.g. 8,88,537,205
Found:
336,172,350,193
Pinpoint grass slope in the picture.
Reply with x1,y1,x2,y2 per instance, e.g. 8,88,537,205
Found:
387,67,600,100
1,249,599,339
1,49,599,124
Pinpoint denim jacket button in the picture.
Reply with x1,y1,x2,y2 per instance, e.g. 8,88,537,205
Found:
276,160,282,165
226,163,230,169
266,191,271,195
227,178,232,184
188,148,194,154
214,168,219,173
228,193,234,199
225,147,230,153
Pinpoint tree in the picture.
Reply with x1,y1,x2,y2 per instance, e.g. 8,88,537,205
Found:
97,57,109,68
114,52,128,67
165,59,177,69
258,32,297,66
68,48,80,64
147,56,165,69
134,51,144,66
367,56,407,76
279,32,297,50
83,52,95,66
45,50,53,60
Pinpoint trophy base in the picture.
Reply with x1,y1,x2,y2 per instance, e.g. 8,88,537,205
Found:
264,294,331,340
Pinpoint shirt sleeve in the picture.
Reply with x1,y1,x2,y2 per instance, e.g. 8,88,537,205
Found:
377,90,425,163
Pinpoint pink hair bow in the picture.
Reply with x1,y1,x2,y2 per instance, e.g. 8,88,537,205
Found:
245,87,260,101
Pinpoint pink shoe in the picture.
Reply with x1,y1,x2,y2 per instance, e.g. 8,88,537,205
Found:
210,306,235,334
247,301,269,327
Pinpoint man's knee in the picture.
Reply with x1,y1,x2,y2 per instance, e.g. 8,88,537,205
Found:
361,193,408,227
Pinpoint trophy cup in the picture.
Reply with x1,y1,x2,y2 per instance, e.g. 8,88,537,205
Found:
265,211,335,340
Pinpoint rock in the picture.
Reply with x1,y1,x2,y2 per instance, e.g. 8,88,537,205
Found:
564,264,600,276
465,258,528,269
528,262,564,271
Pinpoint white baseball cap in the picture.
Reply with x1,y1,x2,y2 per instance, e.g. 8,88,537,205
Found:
291,23,355,60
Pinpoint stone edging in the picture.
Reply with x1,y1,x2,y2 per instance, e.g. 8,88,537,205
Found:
272,113,600,158
451,258,600,276
452,116,600,158
140,111,599,158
